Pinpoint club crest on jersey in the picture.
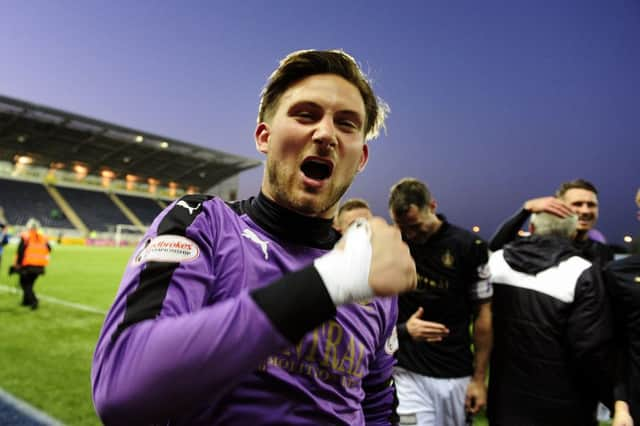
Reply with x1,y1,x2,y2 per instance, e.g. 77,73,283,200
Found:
176,200,202,215
133,235,200,265
441,250,455,268
241,229,269,260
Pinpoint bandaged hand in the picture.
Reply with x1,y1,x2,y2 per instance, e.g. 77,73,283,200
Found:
315,217,416,306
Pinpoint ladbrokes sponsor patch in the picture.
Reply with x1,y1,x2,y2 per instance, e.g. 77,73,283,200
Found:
133,235,200,265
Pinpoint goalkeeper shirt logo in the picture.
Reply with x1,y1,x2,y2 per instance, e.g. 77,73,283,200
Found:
241,228,269,260
176,200,202,215
133,235,200,265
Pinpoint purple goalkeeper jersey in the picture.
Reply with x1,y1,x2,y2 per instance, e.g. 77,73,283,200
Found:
92,193,398,425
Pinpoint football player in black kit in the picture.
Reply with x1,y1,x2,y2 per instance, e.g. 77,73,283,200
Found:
389,178,492,426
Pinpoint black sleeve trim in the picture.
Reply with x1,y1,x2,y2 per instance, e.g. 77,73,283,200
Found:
112,194,213,342
488,208,530,252
250,265,336,343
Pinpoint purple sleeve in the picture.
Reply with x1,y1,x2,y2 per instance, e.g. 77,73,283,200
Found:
91,196,336,424
362,297,398,425
93,292,288,423
91,206,289,423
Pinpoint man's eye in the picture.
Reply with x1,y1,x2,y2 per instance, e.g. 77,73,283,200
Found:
338,120,357,129
296,111,313,119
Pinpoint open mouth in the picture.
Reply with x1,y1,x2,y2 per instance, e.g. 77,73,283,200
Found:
301,158,333,181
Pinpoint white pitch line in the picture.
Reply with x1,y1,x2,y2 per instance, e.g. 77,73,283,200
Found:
0,386,65,426
0,284,106,315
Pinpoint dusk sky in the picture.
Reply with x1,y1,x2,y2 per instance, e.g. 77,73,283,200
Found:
1,1,638,244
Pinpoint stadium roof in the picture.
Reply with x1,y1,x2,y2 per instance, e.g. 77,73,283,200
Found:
0,94,262,191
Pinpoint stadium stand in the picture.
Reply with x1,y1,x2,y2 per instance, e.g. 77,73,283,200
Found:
55,186,132,232
0,94,261,198
0,177,73,229
0,93,261,240
115,194,163,226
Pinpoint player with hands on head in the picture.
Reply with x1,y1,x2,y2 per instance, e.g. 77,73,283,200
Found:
489,179,613,267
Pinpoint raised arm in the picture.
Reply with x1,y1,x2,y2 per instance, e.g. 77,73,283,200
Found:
489,197,573,251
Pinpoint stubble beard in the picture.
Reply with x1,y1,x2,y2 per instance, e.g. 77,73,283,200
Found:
266,157,355,217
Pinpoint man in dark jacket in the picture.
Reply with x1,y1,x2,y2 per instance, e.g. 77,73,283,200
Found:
606,253,639,426
605,186,640,426
487,212,613,426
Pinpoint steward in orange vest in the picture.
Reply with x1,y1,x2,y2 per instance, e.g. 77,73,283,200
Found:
14,225,51,309
17,229,50,267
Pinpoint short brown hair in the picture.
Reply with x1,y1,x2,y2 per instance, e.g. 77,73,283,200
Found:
258,49,388,141
388,178,432,217
556,179,598,198
337,198,371,217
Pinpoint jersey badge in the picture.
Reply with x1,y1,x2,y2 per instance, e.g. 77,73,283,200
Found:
133,235,200,265
441,250,455,268
241,228,269,260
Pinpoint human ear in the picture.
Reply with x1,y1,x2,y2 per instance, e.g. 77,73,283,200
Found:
255,122,270,154
356,143,369,172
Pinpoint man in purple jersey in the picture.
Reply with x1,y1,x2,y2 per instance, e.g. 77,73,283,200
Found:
91,49,417,425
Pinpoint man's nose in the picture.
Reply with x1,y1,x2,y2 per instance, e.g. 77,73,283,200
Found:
312,117,337,148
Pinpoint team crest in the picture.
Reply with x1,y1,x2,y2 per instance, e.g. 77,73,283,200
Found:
441,250,455,268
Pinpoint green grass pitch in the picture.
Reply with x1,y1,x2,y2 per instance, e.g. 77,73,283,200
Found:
0,244,133,425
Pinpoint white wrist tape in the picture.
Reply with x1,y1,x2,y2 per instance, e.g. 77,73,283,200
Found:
314,218,373,306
